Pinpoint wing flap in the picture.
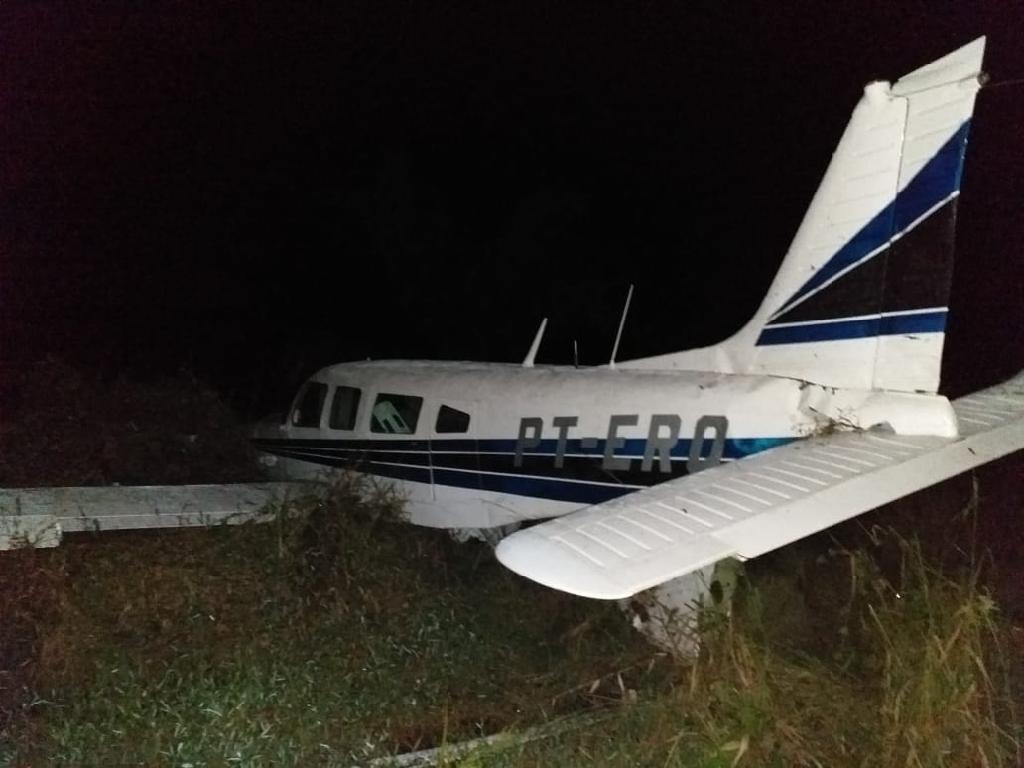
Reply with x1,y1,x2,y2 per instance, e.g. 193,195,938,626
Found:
496,371,1024,599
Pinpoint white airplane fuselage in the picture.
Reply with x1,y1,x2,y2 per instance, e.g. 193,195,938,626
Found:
251,360,958,530
251,39,988,539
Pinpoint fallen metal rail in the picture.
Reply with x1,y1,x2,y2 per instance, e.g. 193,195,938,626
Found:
0,481,324,550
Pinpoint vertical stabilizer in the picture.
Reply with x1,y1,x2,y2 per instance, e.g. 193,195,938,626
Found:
622,38,986,393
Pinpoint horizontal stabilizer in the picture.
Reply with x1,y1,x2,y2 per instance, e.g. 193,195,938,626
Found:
496,370,1024,599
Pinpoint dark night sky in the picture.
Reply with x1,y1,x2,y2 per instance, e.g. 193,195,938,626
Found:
2,1,1022,412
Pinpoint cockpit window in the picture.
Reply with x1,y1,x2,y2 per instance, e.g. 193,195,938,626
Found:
435,405,470,434
291,381,327,428
370,393,423,434
329,385,362,430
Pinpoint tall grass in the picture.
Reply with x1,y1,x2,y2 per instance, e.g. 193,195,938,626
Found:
1,476,1019,767
863,533,1016,767
456,525,1021,767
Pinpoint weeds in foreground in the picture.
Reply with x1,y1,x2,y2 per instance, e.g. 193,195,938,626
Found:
668,528,1019,767
454,525,1020,768
863,533,1016,767
1,477,662,766
1,476,1019,767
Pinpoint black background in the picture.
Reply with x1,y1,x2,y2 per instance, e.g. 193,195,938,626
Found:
2,1,1022,414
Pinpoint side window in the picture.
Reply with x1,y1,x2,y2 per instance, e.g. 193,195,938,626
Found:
291,381,327,428
329,385,362,430
435,404,470,434
371,393,423,434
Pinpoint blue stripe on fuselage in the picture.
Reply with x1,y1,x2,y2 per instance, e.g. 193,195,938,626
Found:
434,467,635,505
756,309,947,345
252,436,793,460
252,435,794,504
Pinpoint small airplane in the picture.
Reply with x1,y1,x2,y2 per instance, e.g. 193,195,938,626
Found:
251,37,1024,613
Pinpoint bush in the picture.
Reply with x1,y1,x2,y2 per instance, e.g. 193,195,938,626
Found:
0,358,259,486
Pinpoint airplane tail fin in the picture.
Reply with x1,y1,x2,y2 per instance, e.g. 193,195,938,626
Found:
622,37,986,393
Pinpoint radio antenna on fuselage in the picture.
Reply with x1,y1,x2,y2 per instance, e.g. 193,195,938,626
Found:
608,284,634,369
522,317,548,368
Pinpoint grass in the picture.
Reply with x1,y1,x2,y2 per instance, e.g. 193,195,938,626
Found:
456,521,1021,767
0,476,668,766
0,475,1020,767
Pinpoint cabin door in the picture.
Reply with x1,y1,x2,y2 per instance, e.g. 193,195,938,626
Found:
428,399,481,503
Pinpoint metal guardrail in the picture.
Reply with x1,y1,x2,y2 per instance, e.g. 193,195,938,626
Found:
0,481,324,550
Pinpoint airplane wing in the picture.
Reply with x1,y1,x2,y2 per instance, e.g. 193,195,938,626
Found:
495,371,1024,599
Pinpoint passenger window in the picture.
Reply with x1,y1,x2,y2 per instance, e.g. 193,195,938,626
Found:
371,393,423,434
329,385,362,430
435,405,470,434
291,381,327,428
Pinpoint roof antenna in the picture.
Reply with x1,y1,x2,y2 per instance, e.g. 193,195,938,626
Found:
573,340,579,369
522,317,548,368
608,283,634,369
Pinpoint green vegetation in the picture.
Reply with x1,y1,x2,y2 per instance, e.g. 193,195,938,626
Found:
0,477,668,766
0,358,258,487
477,528,1021,767
1,476,1019,767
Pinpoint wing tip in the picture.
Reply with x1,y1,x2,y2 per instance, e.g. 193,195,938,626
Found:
495,530,632,600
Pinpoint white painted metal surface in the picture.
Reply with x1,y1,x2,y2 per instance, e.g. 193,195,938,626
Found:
495,370,1024,599
253,360,959,530
0,482,321,550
